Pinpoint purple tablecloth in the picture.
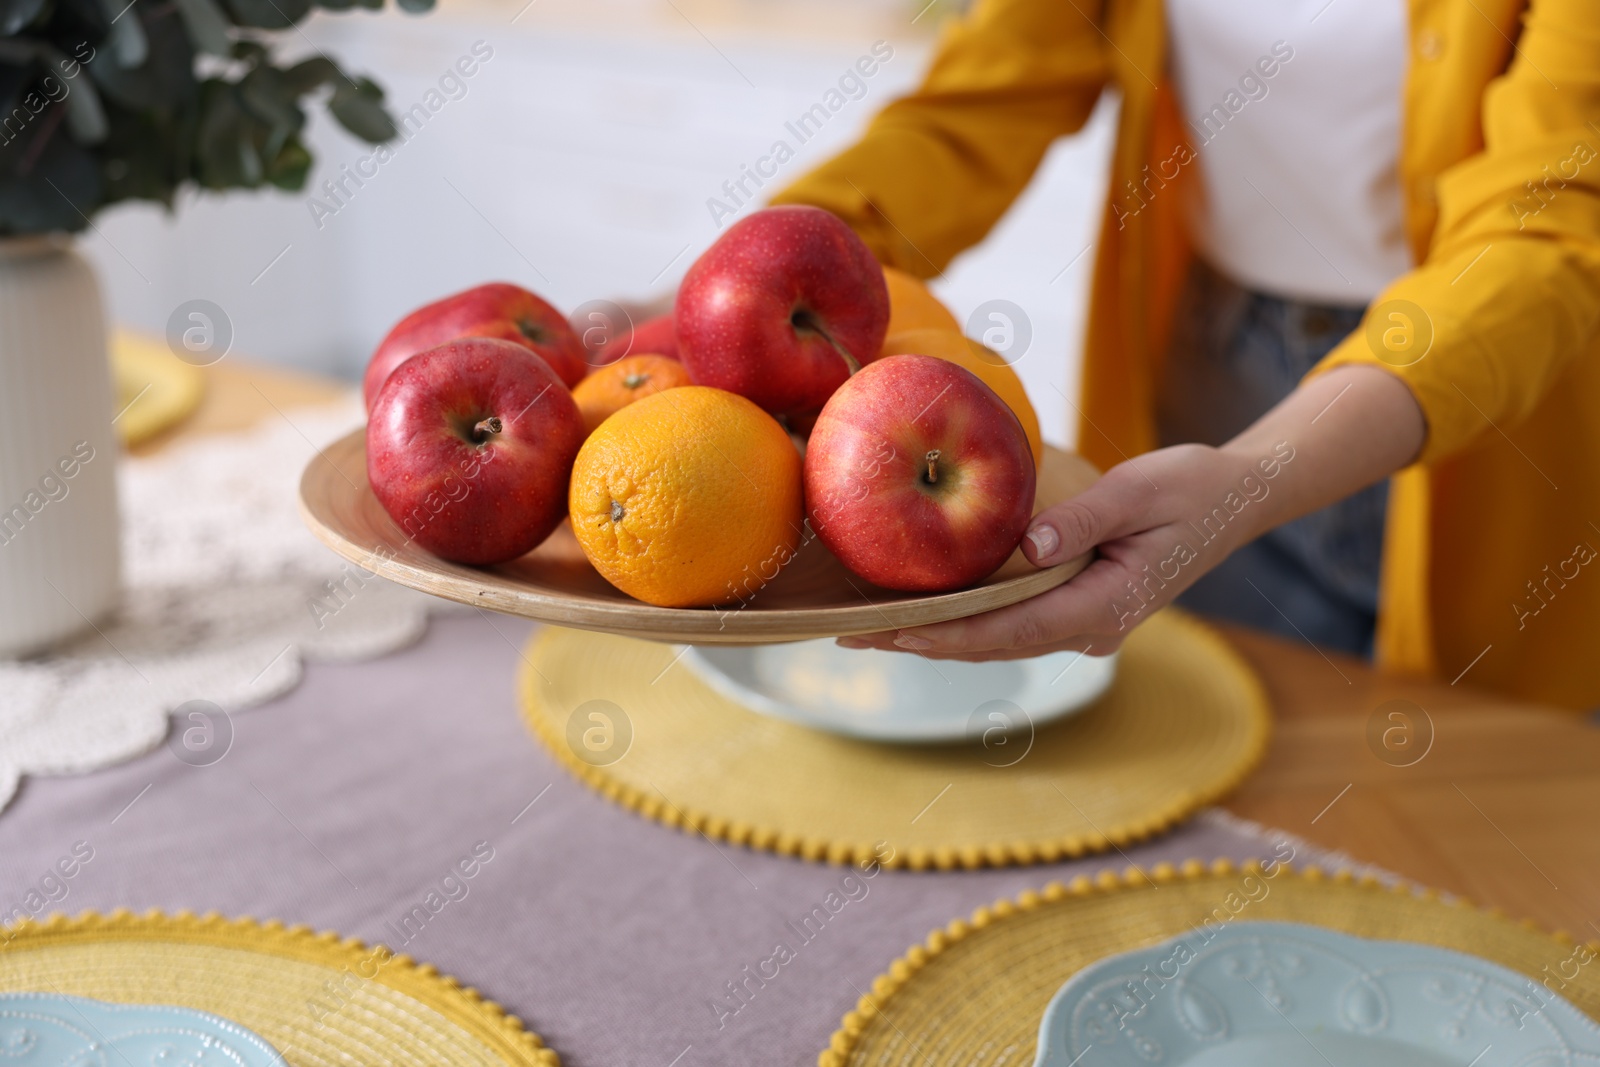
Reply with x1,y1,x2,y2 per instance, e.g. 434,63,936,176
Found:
0,612,1310,1067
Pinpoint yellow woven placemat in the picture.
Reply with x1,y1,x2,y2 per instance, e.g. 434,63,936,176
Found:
0,911,559,1066
822,863,1600,1066
112,329,204,447
518,608,1270,869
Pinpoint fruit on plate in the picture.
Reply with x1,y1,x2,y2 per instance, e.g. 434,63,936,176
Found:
367,338,585,565
623,313,679,362
569,386,804,607
805,354,1036,592
676,205,889,417
882,326,1043,471
584,312,678,368
882,266,961,336
364,282,588,410
571,354,693,436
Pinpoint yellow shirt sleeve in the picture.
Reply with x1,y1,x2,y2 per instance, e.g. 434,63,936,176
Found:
1311,0,1600,465
770,0,1110,277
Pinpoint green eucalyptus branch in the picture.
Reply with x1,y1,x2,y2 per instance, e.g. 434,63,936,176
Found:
0,0,431,234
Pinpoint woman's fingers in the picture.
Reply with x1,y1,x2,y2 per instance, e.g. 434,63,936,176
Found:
1021,461,1160,567
866,637,1118,662
831,471,1158,657
831,446,1241,661
858,555,1139,655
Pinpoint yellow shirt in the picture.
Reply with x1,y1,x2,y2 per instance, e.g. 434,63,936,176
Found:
773,0,1600,709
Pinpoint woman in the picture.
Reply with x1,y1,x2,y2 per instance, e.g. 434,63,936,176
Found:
773,0,1600,709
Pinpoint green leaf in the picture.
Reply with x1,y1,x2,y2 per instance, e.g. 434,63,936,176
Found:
59,60,109,142
172,0,231,57
238,65,298,128
235,118,261,184
0,66,29,148
0,0,48,35
218,0,310,30
239,63,304,160
24,42,110,144
48,0,112,47
395,0,434,12
328,74,393,143
98,104,184,204
195,78,260,187
93,0,148,66
170,94,197,189
0,41,108,145
265,133,308,189
281,54,337,94
90,6,196,110
230,38,268,64
0,123,103,234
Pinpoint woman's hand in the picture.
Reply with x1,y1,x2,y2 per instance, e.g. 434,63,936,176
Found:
838,442,1279,659
837,364,1426,661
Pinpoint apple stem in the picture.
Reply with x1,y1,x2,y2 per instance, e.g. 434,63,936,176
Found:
473,416,503,442
819,329,861,375
791,307,862,376
925,449,941,484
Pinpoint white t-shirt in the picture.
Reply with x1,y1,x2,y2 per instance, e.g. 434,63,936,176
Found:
1165,0,1412,305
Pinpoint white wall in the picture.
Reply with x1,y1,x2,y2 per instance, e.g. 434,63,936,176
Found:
84,2,1112,448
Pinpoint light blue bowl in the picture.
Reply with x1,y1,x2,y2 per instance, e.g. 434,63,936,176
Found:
1035,920,1600,1066
0,992,287,1065
682,640,1117,742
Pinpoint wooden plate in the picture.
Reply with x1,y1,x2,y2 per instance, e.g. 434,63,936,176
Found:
298,429,1099,645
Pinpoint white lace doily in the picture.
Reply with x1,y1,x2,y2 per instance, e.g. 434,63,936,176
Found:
0,396,444,811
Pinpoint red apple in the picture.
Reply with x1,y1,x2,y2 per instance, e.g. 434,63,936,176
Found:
364,283,588,410
625,313,679,361
804,354,1036,592
582,311,680,368
676,205,888,417
367,338,585,565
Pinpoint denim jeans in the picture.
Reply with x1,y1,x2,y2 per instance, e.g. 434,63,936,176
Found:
1155,262,1387,658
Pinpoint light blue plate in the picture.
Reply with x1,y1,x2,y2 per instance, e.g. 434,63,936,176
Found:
0,992,287,1065
1035,920,1600,1066
681,640,1117,742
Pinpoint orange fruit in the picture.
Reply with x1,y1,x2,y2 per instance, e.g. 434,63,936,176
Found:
572,354,693,436
883,265,961,336
882,326,1044,471
569,386,804,608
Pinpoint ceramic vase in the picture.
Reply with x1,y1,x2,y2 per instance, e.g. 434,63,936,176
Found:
0,235,120,656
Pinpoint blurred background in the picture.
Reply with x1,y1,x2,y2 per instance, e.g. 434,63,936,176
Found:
85,0,1115,449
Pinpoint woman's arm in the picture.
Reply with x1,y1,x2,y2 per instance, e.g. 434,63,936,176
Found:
840,363,1425,658
770,0,1110,276
1306,0,1600,464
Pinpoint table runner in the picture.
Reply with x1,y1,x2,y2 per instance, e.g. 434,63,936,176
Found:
0,611,1376,1067
0,399,439,811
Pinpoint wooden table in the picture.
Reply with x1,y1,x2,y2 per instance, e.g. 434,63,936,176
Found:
1219,625,1600,938
174,358,1600,938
